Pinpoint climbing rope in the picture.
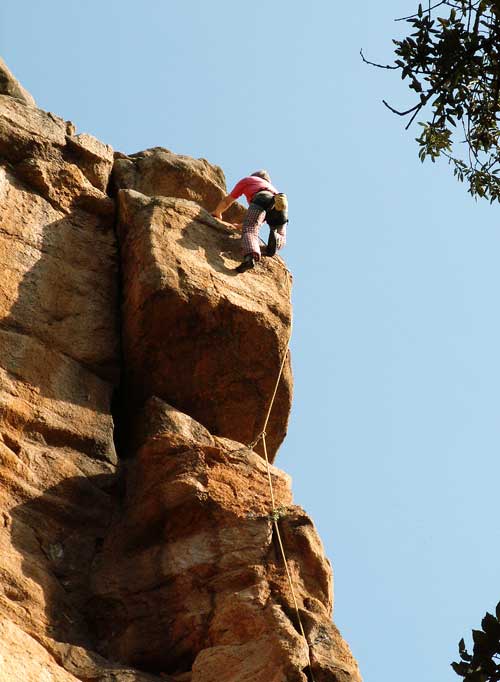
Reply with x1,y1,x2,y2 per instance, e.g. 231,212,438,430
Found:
255,266,317,682
221,262,317,678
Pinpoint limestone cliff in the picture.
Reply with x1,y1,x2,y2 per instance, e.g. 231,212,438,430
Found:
0,61,361,682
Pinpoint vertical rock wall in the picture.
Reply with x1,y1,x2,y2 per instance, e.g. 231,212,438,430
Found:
0,87,124,680
0,62,361,682
114,183,292,460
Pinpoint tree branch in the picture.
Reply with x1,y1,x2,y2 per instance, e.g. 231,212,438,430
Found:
395,1,448,22
359,49,398,70
382,100,424,117
405,105,424,129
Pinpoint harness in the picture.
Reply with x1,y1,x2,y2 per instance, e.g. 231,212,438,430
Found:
251,190,289,227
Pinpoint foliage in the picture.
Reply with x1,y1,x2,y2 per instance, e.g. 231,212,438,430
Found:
365,1,500,201
451,602,500,681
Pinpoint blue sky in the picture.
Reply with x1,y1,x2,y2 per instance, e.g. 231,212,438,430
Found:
2,2,500,681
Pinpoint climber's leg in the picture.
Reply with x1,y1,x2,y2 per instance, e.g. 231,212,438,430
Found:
276,223,287,250
266,223,287,257
267,226,277,257
241,204,266,262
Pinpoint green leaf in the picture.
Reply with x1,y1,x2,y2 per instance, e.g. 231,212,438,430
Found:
366,0,500,204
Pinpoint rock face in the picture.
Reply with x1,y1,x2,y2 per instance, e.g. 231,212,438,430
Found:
91,398,358,682
0,85,122,682
117,188,292,460
112,147,245,224
0,63,361,682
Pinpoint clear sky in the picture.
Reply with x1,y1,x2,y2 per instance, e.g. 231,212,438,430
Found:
2,2,500,681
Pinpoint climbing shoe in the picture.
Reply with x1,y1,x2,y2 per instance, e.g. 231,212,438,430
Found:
266,228,277,257
236,254,256,273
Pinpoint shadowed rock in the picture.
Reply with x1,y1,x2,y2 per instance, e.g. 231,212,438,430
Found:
0,94,119,467
91,399,361,682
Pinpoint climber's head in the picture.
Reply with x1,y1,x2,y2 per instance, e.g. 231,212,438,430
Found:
251,169,271,183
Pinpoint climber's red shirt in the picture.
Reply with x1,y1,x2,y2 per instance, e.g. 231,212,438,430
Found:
229,176,278,204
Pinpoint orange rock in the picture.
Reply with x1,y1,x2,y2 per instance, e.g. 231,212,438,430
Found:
0,96,119,466
0,78,127,682
0,58,36,106
0,63,361,682
117,189,293,461
0,619,80,682
112,147,245,223
92,399,361,682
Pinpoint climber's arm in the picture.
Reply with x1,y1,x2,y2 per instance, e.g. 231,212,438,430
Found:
211,194,235,219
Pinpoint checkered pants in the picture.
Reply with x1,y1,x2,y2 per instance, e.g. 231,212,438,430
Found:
241,204,287,259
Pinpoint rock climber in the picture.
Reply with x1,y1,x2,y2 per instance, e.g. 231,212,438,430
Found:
211,170,288,272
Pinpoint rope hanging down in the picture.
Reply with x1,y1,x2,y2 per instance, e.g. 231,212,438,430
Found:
254,267,317,682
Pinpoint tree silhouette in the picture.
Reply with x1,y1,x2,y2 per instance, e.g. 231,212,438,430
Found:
451,602,500,681
364,1,500,202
